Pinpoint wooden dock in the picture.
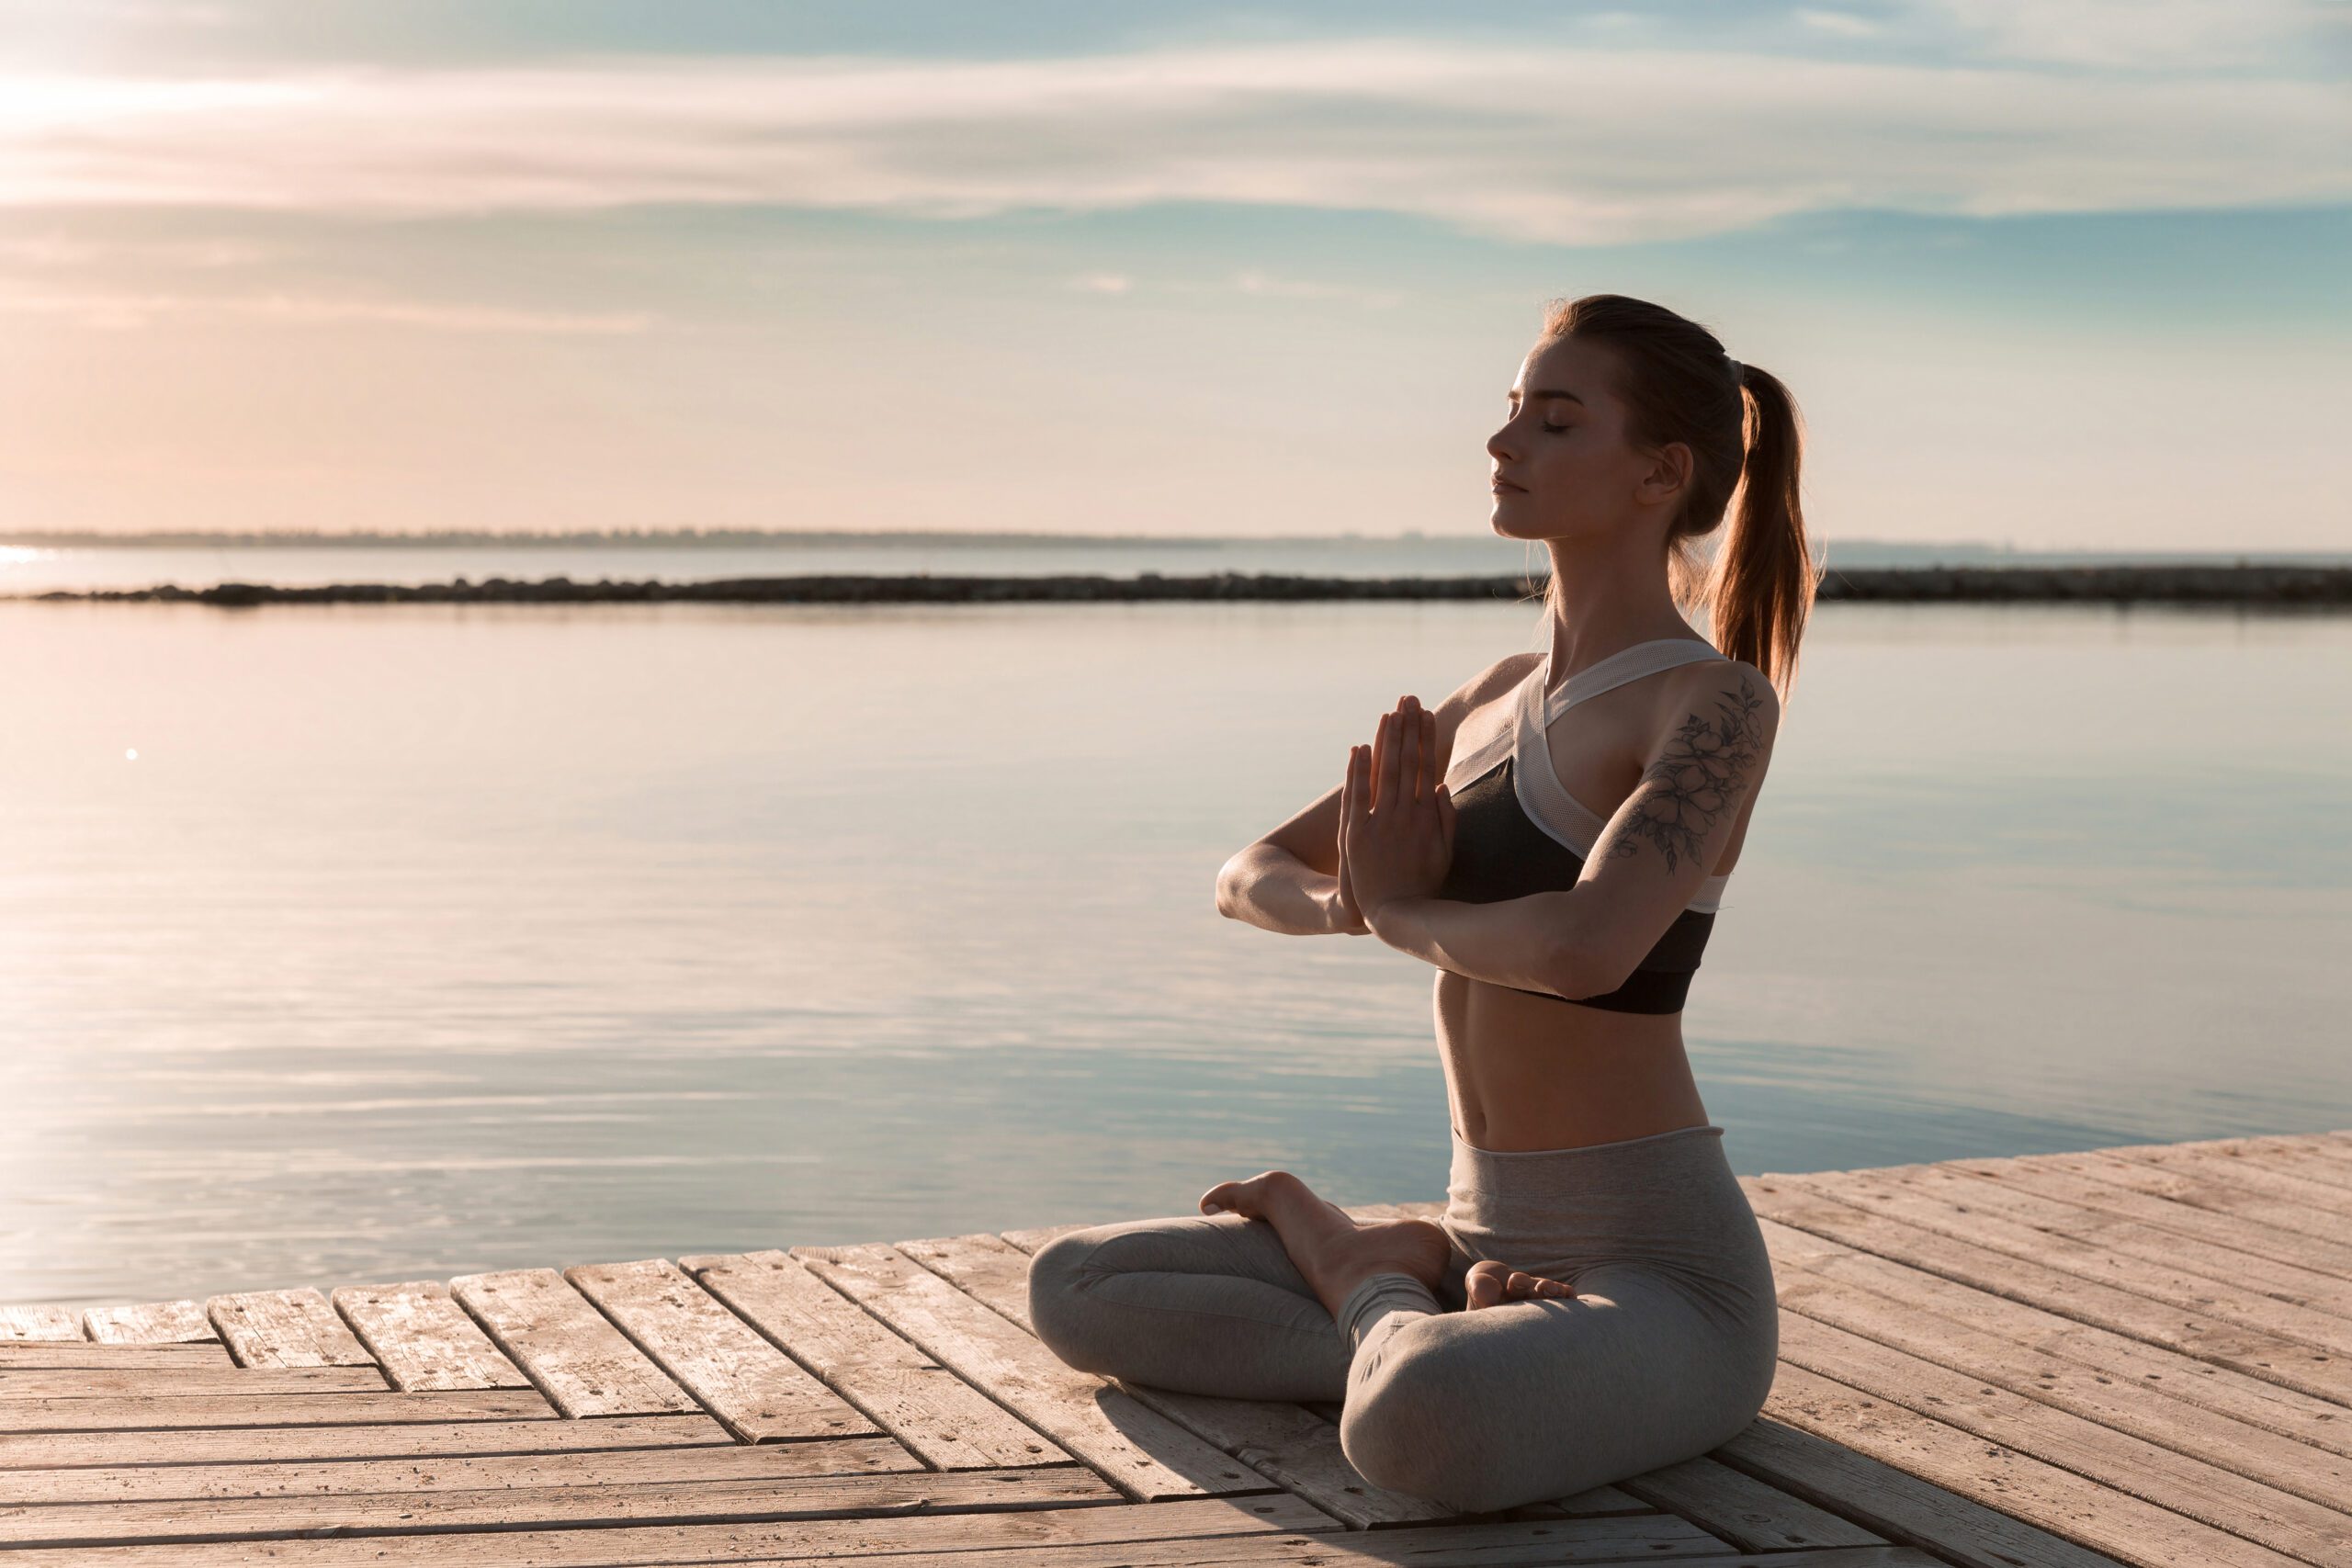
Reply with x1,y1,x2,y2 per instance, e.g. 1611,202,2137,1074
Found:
4,1128,2351,1566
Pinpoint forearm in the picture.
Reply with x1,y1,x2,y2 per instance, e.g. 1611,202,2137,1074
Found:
1365,891,1595,997
1216,844,1353,936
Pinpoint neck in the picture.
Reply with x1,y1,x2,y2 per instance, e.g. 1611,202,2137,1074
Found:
1537,533,1697,686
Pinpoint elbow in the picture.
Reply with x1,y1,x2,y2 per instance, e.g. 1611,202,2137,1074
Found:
1544,934,1631,1003
1213,854,1248,920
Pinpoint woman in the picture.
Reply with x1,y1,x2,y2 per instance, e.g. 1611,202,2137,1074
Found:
1027,292,1819,1513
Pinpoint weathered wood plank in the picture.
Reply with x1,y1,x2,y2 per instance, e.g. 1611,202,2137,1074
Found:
0,1344,231,1369
1500,1483,1651,1516
1863,1160,2352,1314
0,1491,1336,1566
566,1258,881,1445
1616,1454,1886,1551
731,1540,1928,1568
1719,1404,2163,1568
1949,1152,2352,1283
0,1465,1114,1551
793,1242,1265,1503
0,1308,80,1343
894,1230,1455,1529
0,1512,1758,1568
894,1233,1044,1328
684,1249,1069,1470
2041,1148,2352,1248
329,1280,530,1393
2160,1136,2352,1198
447,1268,696,1418
206,1290,375,1370
0,1386,550,1435
2289,1131,2352,1167
81,1302,217,1345
0,1434,926,1506
1758,1216,2352,1461
2104,1144,2352,1238
0,1413,727,1471
1791,1167,2352,1356
0,1366,387,1400
1776,1309,2352,1564
1767,1230,2352,1511
1742,1174,2352,1405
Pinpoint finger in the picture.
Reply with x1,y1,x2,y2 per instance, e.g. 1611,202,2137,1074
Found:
1420,709,1437,801
1369,711,1390,812
1378,710,1405,814
1398,705,1423,803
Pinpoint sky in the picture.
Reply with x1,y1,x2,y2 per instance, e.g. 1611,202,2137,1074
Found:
0,2,2346,549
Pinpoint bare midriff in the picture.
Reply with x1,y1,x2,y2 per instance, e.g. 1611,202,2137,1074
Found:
1434,972,1709,1151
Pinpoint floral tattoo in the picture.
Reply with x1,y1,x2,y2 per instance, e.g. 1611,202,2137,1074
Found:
1608,675,1768,874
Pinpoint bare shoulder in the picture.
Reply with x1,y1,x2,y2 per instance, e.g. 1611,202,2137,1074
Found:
1652,654,1781,758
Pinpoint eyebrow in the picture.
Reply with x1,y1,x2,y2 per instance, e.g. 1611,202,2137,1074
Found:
1508,388,1586,406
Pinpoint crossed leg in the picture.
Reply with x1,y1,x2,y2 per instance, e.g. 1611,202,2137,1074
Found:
1026,1208,1469,1402
1028,1183,1775,1516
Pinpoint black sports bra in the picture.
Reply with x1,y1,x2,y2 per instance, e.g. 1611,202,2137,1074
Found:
1435,638,1736,1015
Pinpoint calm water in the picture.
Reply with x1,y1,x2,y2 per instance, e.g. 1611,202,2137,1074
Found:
3,598,2347,1307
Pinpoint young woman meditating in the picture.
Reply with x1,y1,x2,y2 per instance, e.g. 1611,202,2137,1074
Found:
1028,291,1819,1513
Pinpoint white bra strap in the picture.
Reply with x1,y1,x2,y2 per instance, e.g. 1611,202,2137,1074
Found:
1541,639,1728,718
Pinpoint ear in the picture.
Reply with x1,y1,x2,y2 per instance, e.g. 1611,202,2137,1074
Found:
1634,439,1694,510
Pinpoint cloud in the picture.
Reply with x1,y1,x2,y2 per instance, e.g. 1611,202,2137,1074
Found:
0,34,2343,246
1915,0,2344,71
0,287,653,333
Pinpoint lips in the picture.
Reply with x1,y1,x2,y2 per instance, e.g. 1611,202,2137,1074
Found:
1491,476,1525,492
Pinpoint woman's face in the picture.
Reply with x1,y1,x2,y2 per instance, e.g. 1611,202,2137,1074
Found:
1487,334,1687,546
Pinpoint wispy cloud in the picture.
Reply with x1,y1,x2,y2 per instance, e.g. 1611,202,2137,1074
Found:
0,287,653,333
0,32,2342,246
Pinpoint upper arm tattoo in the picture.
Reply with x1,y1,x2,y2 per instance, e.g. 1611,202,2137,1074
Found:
1608,673,1769,874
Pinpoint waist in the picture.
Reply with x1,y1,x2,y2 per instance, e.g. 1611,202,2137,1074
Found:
1442,1121,1765,1267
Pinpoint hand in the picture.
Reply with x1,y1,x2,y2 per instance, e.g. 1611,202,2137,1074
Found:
1340,694,1455,928
1330,844,1371,935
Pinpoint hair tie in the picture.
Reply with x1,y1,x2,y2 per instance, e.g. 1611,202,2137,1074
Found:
1724,355,1743,386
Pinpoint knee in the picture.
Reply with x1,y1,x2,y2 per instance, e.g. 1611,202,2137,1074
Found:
1026,1229,1110,1370
1339,1324,1521,1514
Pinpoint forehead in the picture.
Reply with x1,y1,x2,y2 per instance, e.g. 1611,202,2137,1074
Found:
1510,335,1616,401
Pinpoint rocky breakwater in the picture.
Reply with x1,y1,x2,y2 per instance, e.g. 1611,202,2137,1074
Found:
20,563,2352,606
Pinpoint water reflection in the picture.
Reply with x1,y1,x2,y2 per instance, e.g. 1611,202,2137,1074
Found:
0,599,2345,1303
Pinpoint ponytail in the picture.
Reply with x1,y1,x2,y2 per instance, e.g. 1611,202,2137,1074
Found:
1701,363,1819,701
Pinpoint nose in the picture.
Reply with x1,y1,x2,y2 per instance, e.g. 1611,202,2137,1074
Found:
1487,424,1518,466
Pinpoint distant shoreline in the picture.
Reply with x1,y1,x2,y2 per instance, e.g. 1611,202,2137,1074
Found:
11,565,2350,606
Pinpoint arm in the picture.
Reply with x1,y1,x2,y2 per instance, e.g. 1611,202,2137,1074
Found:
1368,661,1781,998
1218,655,1521,937
1216,836,1359,936
1363,889,1582,993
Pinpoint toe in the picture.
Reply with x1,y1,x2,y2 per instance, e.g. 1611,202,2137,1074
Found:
1464,1260,1508,1309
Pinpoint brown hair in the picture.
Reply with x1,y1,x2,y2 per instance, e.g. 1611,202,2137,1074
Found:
1532,293,1821,702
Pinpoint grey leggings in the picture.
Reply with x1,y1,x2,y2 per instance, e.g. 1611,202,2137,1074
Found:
1026,1122,1778,1514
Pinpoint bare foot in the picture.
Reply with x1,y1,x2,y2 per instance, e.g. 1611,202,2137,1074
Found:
1464,1258,1577,1310
1199,1170,1452,1322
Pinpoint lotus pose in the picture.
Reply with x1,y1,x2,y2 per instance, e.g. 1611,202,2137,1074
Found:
1029,292,1819,1514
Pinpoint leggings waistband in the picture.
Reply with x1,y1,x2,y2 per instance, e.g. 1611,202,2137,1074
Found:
1442,1122,1762,1265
